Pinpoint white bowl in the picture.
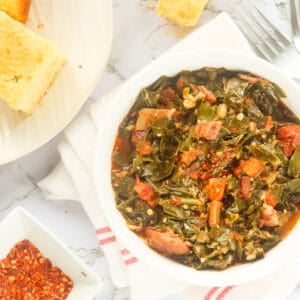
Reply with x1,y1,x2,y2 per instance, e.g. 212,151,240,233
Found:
93,48,300,286
0,207,102,299
0,0,113,164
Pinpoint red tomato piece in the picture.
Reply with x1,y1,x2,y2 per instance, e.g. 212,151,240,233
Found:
180,149,203,165
134,177,157,207
206,178,226,202
136,141,152,155
277,124,300,157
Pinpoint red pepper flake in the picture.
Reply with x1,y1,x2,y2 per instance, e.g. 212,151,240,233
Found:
0,240,74,299
229,127,237,133
169,198,182,205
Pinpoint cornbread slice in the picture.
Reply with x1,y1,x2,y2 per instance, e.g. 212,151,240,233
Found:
157,0,208,27
0,0,31,22
0,11,66,114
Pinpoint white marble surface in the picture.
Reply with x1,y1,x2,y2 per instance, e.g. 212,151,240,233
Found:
0,0,299,299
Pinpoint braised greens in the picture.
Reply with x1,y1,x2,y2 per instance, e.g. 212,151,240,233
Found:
111,67,300,270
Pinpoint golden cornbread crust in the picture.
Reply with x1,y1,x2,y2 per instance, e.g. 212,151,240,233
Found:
0,0,31,23
0,11,66,114
157,0,208,27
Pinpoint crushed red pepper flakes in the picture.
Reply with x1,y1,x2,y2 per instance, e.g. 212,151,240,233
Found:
0,239,74,299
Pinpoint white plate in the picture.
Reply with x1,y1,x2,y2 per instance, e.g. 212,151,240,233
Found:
94,48,300,287
0,207,102,299
0,0,113,164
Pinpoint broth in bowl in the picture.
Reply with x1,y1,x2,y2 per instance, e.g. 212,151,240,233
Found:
111,67,300,270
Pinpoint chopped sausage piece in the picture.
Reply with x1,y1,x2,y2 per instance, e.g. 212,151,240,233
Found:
240,176,251,199
240,157,264,178
208,200,223,227
260,203,279,227
197,85,217,103
265,190,278,207
277,124,300,157
145,227,189,255
159,87,176,106
195,121,222,141
135,108,176,131
134,177,157,207
206,178,226,202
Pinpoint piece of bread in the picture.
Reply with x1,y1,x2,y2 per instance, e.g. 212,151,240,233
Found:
0,0,31,23
157,0,208,27
0,11,66,114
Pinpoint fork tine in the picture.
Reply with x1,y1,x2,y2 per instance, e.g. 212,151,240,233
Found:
246,0,290,47
231,0,291,62
232,8,276,61
291,0,300,34
238,5,282,56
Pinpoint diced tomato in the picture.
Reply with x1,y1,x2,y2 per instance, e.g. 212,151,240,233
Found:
145,227,189,255
245,98,253,105
134,177,157,207
232,165,242,177
195,121,223,141
260,203,279,227
169,198,182,205
136,141,152,155
240,157,264,178
197,85,217,104
265,190,278,207
208,200,223,227
240,176,251,199
277,124,300,140
159,87,176,106
280,140,295,158
135,108,176,131
265,116,273,132
206,178,226,202
277,124,300,157
180,149,203,165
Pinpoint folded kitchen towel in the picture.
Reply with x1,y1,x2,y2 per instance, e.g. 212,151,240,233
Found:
38,12,300,300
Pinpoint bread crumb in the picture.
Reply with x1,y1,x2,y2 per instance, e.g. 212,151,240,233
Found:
37,23,44,29
157,0,208,27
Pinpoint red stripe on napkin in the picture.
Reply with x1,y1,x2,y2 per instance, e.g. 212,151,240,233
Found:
124,257,138,265
96,226,112,234
99,236,116,245
121,248,130,256
215,286,235,300
204,287,220,300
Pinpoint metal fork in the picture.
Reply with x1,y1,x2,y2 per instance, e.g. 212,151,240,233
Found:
290,0,300,53
231,0,291,62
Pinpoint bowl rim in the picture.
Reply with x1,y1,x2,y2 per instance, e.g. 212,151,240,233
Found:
93,48,300,286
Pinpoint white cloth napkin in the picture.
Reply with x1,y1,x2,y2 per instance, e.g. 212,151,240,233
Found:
38,12,300,300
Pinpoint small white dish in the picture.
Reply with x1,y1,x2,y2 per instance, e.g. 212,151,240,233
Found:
94,48,300,287
0,207,102,299
0,0,113,164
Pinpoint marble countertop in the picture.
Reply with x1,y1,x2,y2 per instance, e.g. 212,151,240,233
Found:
0,0,299,299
